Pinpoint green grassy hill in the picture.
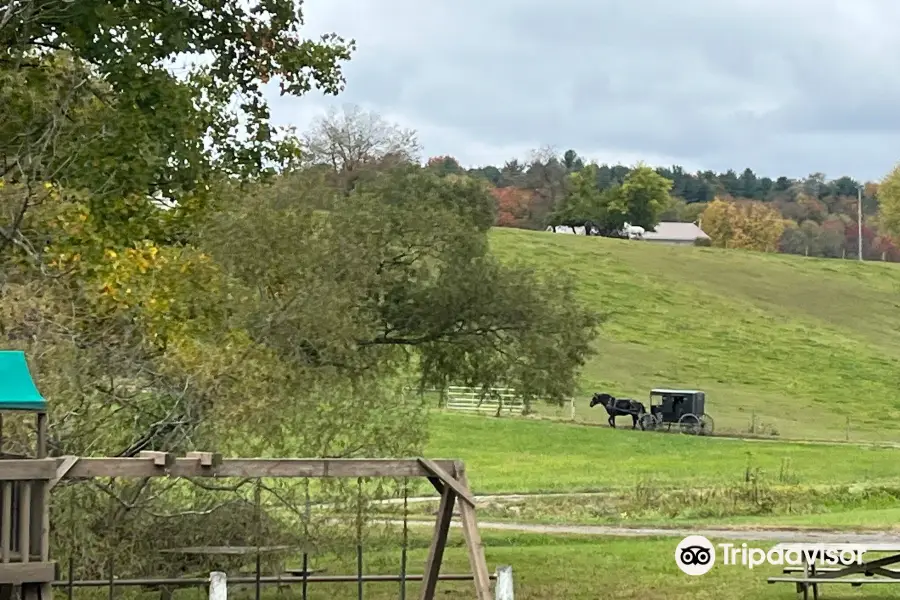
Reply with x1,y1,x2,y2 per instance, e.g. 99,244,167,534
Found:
488,228,900,442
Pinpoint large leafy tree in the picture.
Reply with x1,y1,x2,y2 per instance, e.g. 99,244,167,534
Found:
200,166,598,411
2,0,354,252
701,197,786,251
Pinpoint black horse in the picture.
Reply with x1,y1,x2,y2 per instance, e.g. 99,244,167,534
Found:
590,392,647,429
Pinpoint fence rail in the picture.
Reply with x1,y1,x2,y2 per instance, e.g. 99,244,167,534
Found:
445,387,524,415
419,386,576,420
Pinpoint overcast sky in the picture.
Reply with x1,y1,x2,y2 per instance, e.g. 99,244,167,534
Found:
265,0,900,182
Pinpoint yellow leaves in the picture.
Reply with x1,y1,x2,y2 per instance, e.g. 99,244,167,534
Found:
104,249,118,259
701,197,784,252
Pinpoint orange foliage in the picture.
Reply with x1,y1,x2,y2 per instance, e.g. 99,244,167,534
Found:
491,186,533,227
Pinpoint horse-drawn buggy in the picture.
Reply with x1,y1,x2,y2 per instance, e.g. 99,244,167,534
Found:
640,388,713,435
590,388,713,436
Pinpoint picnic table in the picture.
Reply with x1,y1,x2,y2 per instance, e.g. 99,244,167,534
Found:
767,542,900,599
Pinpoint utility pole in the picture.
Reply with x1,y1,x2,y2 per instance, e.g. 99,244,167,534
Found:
858,186,863,261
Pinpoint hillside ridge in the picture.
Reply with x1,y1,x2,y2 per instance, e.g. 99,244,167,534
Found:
488,228,900,442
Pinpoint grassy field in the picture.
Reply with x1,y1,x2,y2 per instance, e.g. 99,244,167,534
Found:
488,228,900,443
157,531,900,600
379,490,900,531
425,412,900,494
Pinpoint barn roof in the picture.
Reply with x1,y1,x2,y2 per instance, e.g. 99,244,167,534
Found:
0,351,47,412
643,221,710,241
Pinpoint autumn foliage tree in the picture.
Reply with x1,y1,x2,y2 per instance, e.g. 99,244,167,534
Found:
492,186,534,227
701,198,786,252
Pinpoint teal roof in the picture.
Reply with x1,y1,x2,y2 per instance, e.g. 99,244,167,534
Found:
0,351,48,411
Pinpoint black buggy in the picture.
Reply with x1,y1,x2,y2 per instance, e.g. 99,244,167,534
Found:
639,388,714,435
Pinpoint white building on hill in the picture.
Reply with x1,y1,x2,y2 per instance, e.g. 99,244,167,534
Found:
642,221,710,245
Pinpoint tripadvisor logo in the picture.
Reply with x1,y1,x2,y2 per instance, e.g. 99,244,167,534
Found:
675,535,716,576
675,536,867,576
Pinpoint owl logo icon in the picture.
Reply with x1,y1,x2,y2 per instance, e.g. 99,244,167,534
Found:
675,535,716,575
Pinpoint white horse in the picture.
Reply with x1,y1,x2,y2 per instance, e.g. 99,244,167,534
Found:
622,223,645,239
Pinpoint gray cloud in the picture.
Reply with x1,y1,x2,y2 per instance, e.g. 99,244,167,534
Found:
268,0,900,181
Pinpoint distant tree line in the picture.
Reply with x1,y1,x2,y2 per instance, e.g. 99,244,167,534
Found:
425,150,900,262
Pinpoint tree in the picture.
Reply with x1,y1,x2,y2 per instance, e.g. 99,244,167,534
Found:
0,0,367,579
301,104,421,192
562,149,585,172
522,147,569,228
660,198,706,222
701,198,785,251
699,198,735,247
2,0,354,253
877,163,900,238
202,165,599,408
426,155,464,176
617,164,673,229
550,164,616,227
492,187,534,228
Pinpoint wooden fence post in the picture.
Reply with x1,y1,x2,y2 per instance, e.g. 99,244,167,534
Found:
495,566,514,600
209,572,227,600
569,398,575,422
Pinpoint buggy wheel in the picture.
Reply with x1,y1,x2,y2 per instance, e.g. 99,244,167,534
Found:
639,414,656,431
678,413,701,435
699,414,714,436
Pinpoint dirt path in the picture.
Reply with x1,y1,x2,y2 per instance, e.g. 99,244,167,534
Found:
393,519,900,544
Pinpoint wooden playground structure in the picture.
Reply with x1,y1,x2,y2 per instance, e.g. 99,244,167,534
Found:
0,350,499,600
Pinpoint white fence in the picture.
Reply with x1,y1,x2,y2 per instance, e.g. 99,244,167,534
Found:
422,386,575,420
444,386,525,415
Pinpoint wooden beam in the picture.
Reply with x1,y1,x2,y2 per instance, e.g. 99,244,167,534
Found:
35,414,47,459
419,485,456,600
0,562,56,585
48,457,79,491
17,483,30,564
57,458,459,480
185,452,222,468
455,461,492,600
417,458,476,507
1,482,10,563
0,460,55,481
138,451,174,468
